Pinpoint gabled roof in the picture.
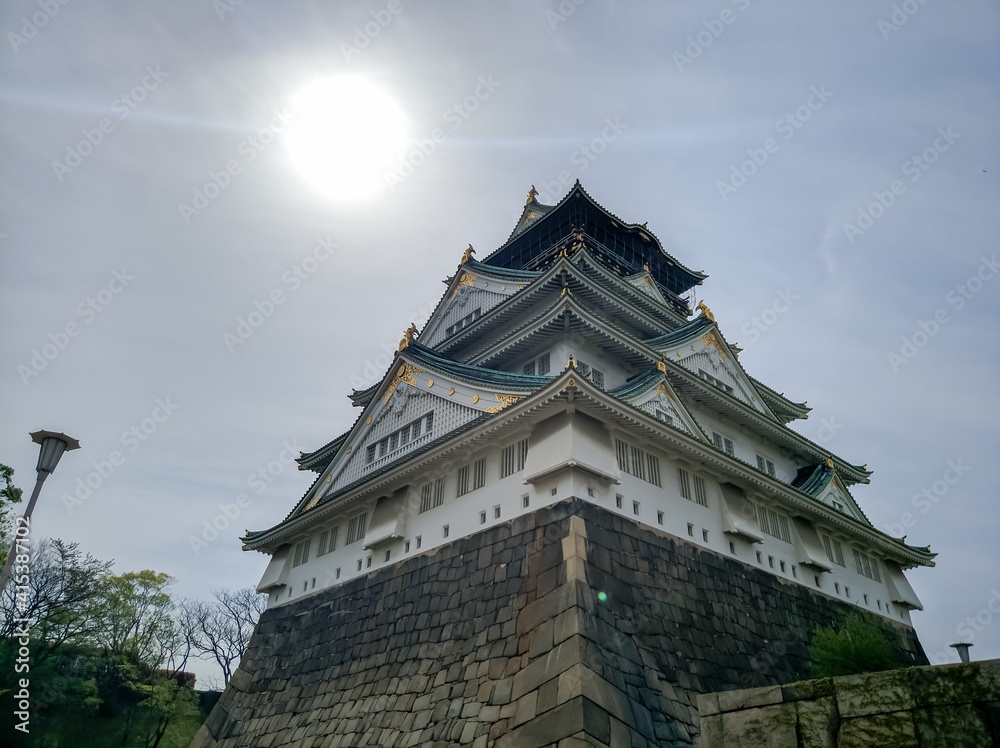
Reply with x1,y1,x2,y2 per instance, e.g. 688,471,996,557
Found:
405,342,553,389
486,182,706,298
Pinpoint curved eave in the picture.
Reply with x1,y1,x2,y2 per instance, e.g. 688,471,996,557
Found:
349,383,378,408
486,182,706,296
296,430,350,473
607,368,664,399
666,368,870,485
438,252,681,361
460,257,542,282
747,375,810,422
404,341,554,390
643,314,715,348
470,294,663,372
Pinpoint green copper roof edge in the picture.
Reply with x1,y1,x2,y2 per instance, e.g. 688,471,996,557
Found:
461,257,541,280
405,341,554,389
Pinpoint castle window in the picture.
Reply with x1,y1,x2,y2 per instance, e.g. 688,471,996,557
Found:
292,539,311,568
687,523,694,537
753,503,791,543
346,513,367,544
494,505,501,519
712,432,735,456
538,352,550,374
632,501,640,515
357,560,362,571
522,495,530,508
443,525,450,538
702,529,709,542
419,478,445,513
823,535,846,566
335,567,341,579
473,458,486,490
578,361,605,389
853,549,882,581
700,369,734,395
385,550,391,563
615,439,661,487
729,541,736,554
479,511,486,525
501,438,529,478
678,468,708,507
446,307,482,336
616,495,623,509
415,535,421,549
366,556,372,568
404,541,410,553
756,551,763,563
755,455,776,477
657,511,664,525
780,560,786,573
366,412,435,466
318,526,338,556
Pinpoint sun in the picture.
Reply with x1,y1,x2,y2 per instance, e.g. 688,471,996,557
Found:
286,76,407,201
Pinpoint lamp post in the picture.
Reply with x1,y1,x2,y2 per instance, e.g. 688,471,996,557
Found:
0,430,80,592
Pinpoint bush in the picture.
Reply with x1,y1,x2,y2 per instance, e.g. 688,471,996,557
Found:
808,612,900,678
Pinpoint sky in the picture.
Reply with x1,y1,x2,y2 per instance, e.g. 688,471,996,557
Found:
1,1,998,687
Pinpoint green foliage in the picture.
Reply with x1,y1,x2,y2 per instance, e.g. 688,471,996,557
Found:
0,463,23,568
808,611,901,678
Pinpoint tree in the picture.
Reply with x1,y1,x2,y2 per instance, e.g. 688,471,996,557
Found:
0,463,23,568
185,588,266,686
94,570,176,669
808,611,901,677
0,538,113,665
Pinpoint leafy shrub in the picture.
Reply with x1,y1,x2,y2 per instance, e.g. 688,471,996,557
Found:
808,612,900,677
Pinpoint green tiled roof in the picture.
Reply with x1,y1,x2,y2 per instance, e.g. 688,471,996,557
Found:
405,342,554,389
643,315,713,348
607,368,663,399
792,463,835,496
463,258,541,281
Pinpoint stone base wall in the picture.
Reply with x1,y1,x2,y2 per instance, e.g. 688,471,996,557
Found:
696,659,1000,748
192,498,926,748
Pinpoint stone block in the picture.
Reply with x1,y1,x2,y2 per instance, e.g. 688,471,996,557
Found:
795,695,836,748
716,684,783,713
514,691,538,727
781,677,834,702
719,702,797,748
837,711,918,747
910,661,1000,707
912,704,992,748
696,691,720,717
835,669,915,718
513,638,582,701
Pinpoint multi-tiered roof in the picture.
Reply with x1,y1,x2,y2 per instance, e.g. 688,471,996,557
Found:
244,183,934,604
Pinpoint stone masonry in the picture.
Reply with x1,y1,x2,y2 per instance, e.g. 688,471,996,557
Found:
696,659,1000,747
191,498,927,747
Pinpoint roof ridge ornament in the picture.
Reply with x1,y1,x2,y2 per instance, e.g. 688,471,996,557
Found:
398,323,418,352
696,300,716,322
566,353,578,369
826,457,835,468
526,185,538,204
460,244,476,264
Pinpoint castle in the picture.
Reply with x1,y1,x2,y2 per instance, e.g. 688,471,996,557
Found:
193,183,933,747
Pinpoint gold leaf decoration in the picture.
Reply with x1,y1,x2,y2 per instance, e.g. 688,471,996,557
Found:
472,394,479,404
452,273,477,298
384,362,425,404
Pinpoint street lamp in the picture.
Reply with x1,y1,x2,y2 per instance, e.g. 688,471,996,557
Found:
0,430,80,592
